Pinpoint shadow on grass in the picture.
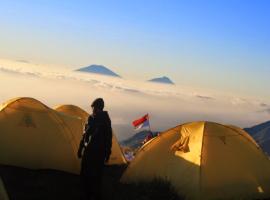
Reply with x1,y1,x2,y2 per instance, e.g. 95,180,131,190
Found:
114,180,183,200
0,164,183,200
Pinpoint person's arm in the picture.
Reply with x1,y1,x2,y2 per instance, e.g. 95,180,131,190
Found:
105,114,112,162
77,116,95,158
77,134,85,158
84,116,95,143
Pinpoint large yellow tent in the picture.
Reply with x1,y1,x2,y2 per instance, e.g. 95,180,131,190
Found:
54,104,127,165
122,121,270,200
0,97,83,174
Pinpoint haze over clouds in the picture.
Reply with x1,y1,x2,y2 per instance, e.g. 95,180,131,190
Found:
1,1,270,99
0,59,269,140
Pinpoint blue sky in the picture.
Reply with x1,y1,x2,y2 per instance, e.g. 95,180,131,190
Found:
0,0,269,98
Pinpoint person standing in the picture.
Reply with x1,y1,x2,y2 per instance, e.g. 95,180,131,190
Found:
78,98,112,200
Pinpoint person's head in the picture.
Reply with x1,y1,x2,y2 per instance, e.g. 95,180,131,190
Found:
91,98,104,114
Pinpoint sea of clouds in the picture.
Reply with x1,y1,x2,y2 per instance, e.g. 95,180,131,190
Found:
0,59,269,140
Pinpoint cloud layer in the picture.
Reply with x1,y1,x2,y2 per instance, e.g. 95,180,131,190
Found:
0,59,269,140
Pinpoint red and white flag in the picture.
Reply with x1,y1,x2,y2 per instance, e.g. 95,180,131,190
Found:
132,114,150,130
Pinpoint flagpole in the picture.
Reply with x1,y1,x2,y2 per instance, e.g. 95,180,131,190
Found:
147,114,152,133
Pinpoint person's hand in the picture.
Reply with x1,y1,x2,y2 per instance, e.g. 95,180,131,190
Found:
105,156,110,163
77,148,83,159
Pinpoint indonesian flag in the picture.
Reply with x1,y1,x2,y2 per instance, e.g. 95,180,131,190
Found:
132,114,150,130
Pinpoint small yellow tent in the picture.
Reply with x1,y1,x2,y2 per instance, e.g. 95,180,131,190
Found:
54,104,127,165
0,97,82,174
121,121,270,200
55,105,89,124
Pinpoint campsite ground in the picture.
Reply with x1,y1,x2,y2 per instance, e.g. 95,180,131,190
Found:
0,165,181,200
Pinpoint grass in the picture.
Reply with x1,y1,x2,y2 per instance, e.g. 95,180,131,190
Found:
0,165,183,200
115,180,182,200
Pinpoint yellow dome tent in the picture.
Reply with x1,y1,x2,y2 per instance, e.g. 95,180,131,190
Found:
54,104,127,165
0,97,82,174
55,104,89,124
121,121,270,200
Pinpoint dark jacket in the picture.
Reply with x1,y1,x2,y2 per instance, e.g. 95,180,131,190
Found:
79,111,112,176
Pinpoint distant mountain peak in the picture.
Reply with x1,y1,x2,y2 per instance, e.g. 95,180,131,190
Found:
120,130,159,149
244,120,270,136
76,64,121,77
244,120,270,156
148,76,174,85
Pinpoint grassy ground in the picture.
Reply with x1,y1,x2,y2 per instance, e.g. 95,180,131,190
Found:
0,165,182,200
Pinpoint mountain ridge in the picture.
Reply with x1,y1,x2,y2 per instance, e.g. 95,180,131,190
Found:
244,120,270,136
244,120,270,156
120,130,159,149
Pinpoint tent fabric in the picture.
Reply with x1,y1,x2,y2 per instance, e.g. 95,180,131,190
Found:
0,97,82,174
54,104,127,165
121,121,270,200
54,105,89,124
227,125,260,148
108,134,127,165
0,178,9,200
